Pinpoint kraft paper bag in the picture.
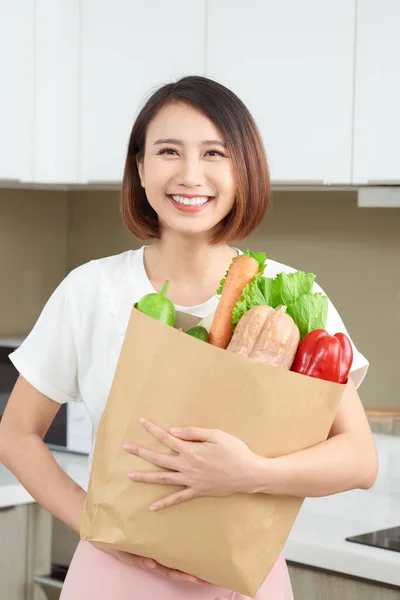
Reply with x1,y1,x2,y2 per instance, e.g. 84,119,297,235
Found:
81,307,345,597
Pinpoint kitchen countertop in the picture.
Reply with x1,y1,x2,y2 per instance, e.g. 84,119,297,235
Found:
0,435,399,588
0,448,90,508
286,489,399,586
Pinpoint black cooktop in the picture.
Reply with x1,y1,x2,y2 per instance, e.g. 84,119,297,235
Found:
346,526,400,553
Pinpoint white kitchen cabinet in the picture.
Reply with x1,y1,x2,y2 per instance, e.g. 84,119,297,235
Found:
0,504,28,600
352,0,400,184
34,0,80,184
0,0,35,184
206,0,356,184
0,503,53,600
0,1,79,185
79,0,206,183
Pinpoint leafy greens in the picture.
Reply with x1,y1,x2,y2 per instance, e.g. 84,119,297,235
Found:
218,250,328,339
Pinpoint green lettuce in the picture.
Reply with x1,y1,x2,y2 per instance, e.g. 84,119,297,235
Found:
270,271,316,306
231,268,328,338
232,273,273,323
286,293,328,339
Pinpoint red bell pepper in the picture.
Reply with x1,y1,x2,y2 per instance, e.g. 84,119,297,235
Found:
291,329,353,384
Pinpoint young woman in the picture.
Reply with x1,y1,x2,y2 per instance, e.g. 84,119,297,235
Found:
0,76,378,600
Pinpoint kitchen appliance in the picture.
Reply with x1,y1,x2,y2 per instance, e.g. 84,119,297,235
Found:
346,526,400,553
0,338,91,454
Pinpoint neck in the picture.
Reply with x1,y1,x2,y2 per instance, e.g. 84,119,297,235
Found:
143,232,238,290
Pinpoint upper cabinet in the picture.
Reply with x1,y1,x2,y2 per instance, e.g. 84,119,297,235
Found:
34,0,80,183
206,0,356,185
79,0,206,183
352,0,400,184
0,0,79,185
0,0,35,183
1,1,399,188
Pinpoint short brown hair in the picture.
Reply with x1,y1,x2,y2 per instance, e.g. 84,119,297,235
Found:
120,75,270,245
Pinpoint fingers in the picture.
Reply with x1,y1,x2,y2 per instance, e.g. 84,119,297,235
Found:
123,443,178,470
128,470,186,486
169,426,219,442
149,562,199,583
149,487,196,512
139,417,183,452
116,550,205,584
127,553,200,583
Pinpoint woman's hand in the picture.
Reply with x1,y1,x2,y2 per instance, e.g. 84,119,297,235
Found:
92,543,206,584
123,417,261,511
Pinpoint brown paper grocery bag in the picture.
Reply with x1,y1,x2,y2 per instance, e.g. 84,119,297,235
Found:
81,308,345,597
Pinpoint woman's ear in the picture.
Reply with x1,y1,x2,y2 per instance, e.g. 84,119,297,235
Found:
136,158,145,188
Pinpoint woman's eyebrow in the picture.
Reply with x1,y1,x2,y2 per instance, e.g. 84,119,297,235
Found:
153,138,227,148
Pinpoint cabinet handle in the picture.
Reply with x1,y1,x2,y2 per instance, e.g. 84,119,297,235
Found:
34,575,63,590
367,179,400,185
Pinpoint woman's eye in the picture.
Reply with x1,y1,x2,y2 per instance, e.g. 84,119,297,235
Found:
157,147,225,157
157,147,178,155
207,149,225,157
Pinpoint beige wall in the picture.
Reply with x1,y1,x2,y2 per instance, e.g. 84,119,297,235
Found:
67,190,137,270
0,189,68,337
1,187,399,411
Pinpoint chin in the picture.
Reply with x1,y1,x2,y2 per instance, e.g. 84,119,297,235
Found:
157,214,221,236
170,225,215,239
158,219,217,239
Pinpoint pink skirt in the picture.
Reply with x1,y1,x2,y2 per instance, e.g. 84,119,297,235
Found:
60,540,293,600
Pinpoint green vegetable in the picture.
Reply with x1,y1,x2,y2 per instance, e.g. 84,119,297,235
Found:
135,280,176,326
185,326,209,342
269,271,316,306
231,269,328,339
232,273,273,324
286,293,328,340
216,249,267,295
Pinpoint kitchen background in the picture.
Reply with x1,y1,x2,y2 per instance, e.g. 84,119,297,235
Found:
1,187,399,409
1,1,400,599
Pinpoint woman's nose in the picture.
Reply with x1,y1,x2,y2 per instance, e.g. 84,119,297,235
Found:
178,158,205,188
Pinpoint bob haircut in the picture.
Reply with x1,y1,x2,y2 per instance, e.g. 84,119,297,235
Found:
120,75,270,245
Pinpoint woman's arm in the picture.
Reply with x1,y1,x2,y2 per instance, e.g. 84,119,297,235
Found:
251,378,379,497
0,376,86,534
0,377,204,583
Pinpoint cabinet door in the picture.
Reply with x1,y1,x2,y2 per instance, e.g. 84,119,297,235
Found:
80,0,206,183
0,505,28,600
34,0,80,184
0,1,34,183
206,0,355,184
288,563,400,600
353,0,400,184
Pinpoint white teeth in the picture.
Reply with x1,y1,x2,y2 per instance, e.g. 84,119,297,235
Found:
170,195,211,206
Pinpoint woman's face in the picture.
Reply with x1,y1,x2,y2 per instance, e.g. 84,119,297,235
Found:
137,102,236,240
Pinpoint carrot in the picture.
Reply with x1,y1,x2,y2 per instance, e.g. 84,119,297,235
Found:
209,255,260,349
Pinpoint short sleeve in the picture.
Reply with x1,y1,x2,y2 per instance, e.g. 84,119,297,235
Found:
314,282,369,389
9,272,81,404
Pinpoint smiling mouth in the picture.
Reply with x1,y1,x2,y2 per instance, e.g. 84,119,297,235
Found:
168,194,214,207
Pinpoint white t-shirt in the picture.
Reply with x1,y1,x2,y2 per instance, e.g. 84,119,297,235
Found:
9,245,369,469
